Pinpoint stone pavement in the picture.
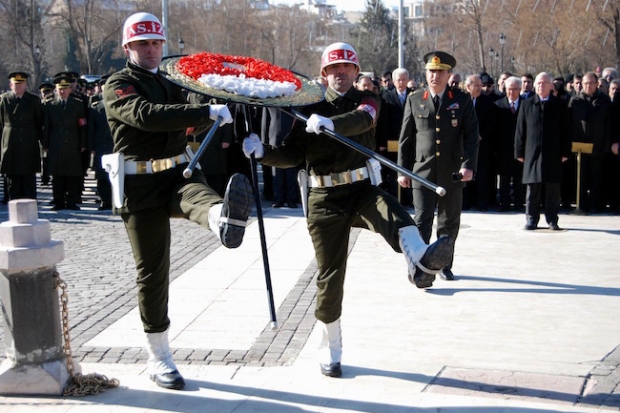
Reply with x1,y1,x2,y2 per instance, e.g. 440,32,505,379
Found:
0,176,619,412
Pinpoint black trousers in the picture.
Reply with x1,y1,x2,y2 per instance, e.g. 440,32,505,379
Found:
52,175,81,206
413,184,462,270
525,182,561,226
7,174,37,200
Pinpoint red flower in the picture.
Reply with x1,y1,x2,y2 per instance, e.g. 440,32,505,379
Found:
177,52,302,90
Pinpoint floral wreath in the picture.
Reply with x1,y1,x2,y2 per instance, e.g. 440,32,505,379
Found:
177,52,302,91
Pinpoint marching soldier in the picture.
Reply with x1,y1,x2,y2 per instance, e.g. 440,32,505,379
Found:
242,42,454,379
103,11,253,390
0,72,44,200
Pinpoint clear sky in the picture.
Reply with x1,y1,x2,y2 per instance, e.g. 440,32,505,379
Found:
274,0,402,13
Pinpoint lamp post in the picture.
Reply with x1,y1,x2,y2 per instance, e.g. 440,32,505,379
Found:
494,52,499,78
489,47,494,76
178,38,185,55
34,44,41,85
499,32,506,73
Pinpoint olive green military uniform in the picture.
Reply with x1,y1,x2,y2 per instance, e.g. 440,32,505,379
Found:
0,90,43,199
398,87,479,269
103,61,221,333
260,86,416,324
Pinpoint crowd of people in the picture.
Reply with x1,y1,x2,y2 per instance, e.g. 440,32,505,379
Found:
359,65,620,218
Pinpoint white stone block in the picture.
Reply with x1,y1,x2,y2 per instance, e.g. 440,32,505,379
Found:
8,200,38,224
0,220,51,248
0,357,78,395
0,241,64,270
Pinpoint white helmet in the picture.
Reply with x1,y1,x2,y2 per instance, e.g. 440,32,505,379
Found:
122,12,166,46
320,42,360,74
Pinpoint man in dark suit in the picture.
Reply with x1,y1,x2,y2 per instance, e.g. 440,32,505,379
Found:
463,74,496,211
515,72,572,230
494,76,525,211
377,68,413,204
568,71,613,213
398,51,479,281
520,73,535,99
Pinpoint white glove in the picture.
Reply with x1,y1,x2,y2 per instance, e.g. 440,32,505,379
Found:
242,133,264,159
209,104,233,126
305,114,334,135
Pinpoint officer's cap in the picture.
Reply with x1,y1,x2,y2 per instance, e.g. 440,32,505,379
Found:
54,71,79,82
423,51,456,71
54,75,73,89
9,72,29,83
38,82,54,92
565,74,575,83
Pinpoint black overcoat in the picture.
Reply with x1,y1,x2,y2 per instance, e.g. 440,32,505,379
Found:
514,94,571,184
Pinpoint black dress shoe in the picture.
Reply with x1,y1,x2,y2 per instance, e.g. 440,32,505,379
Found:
320,362,342,378
523,224,537,230
150,370,185,390
66,204,80,210
418,235,454,271
51,204,65,211
286,202,298,208
548,223,562,231
98,204,112,211
272,202,285,208
408,268,435,289
440,268,455,280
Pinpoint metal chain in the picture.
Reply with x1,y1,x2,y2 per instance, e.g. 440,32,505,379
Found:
54,271,120,396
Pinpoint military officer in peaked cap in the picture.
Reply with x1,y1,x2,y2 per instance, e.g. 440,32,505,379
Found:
0,71,44,200
398,51,479,283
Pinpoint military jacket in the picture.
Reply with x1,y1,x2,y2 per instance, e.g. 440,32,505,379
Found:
103,61,213,162
42,95,87,177
0,90,44,174
103,61,215,213
398,87,479,190
261,86,380,176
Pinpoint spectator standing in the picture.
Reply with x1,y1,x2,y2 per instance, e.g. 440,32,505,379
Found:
515,72,571,230
377,67,413,204
42,75,88,211
380,69,394,94
494,76,525,211
463,74,496,211
87,77,113,210
520,73,535,99
568,72,613,213
398,51,479,281
0,72,44,200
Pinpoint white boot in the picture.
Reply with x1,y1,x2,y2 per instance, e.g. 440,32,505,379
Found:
399,226,454,274
145,329,185,389
208,203,223,242
317,318,343,377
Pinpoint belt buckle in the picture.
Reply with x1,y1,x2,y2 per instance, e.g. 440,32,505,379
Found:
152,158,173,173
136,162,147,174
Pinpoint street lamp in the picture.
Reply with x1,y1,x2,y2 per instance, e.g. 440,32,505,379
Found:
34,44,41,84
178,38,185,55
489,47,494,75
499,32,506,72
494,52,499,78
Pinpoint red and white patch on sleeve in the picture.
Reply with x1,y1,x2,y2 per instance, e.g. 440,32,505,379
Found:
356,97,378,122
114,84,137,99
78,118,87,126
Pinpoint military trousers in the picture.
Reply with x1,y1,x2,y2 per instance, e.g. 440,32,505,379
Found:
306,181,415,324
121,168,222,333
412,183,463,270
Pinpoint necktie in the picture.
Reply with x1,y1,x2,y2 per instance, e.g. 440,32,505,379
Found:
433,94,440,111
510,102,516,114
